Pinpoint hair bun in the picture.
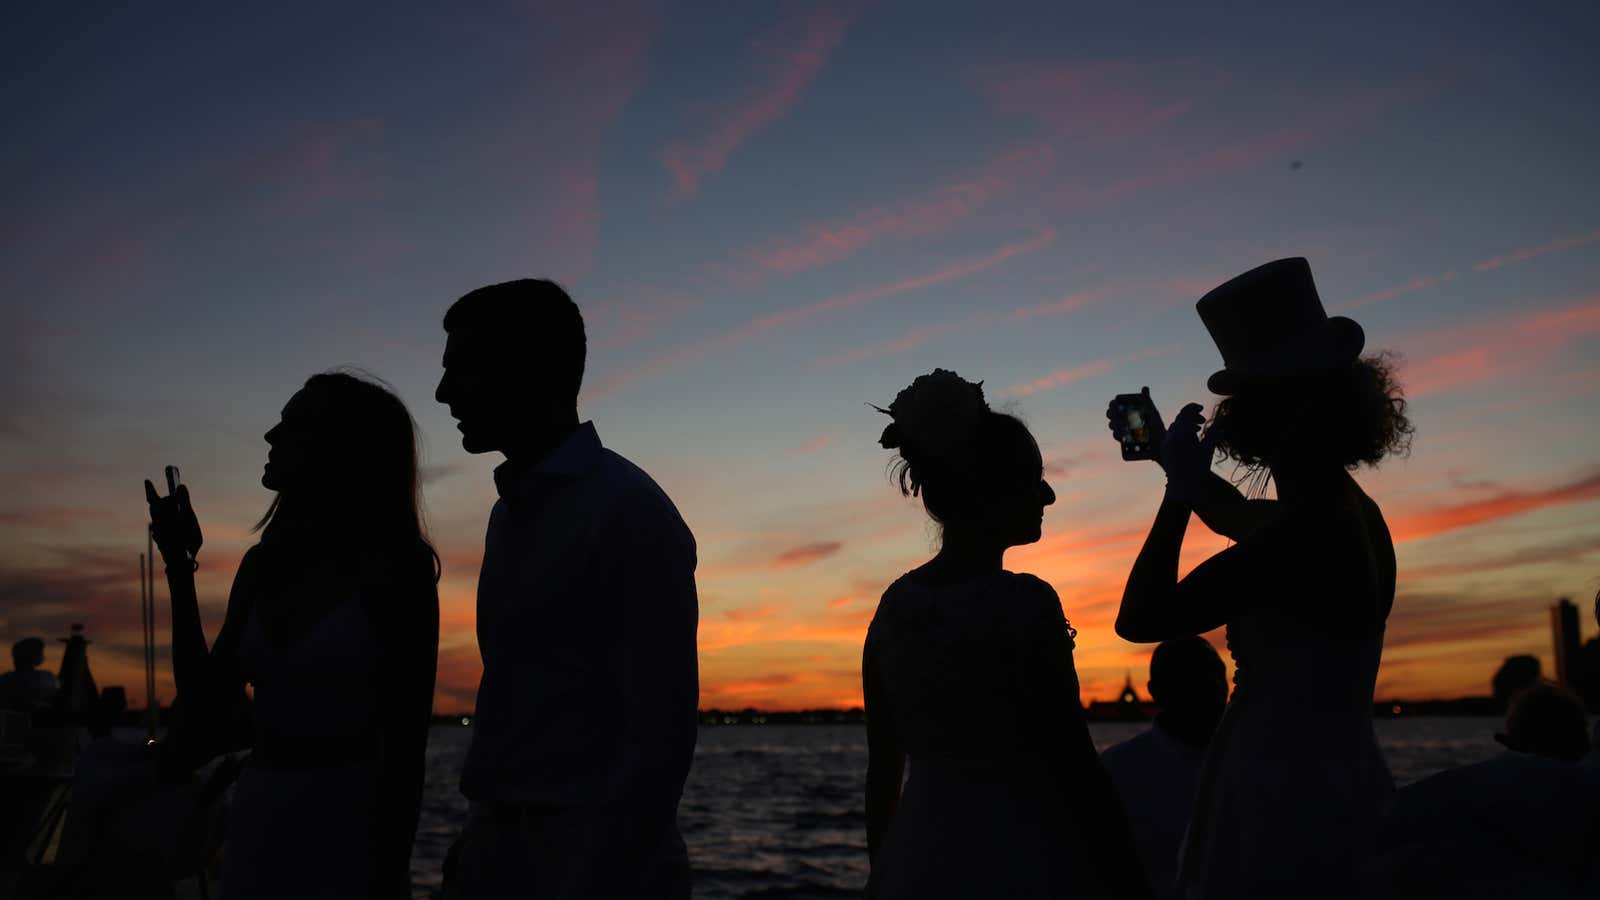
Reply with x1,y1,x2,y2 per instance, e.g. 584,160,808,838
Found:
872,368,989,471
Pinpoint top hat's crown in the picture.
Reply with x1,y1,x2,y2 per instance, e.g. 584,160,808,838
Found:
1197,257,1364,393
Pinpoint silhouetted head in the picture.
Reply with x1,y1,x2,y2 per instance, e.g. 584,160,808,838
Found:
1208,352,1413,475
11,638,44,672
1148,636,1228,731
879,370,1055,549
256,371,438,575
1495,683,1589,763
436,279,586,457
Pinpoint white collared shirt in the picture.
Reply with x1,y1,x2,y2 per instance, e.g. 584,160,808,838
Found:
461,422,699,808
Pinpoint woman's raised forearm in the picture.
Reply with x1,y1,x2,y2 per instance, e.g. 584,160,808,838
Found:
1115,489,1190,642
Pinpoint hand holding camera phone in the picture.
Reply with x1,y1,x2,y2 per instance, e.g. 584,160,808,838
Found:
144,465,204,567
1107,387,1166,461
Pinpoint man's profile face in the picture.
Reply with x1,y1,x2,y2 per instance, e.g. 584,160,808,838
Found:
436,329,504,454
436,328,566,455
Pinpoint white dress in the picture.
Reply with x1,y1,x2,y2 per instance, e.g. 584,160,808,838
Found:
866,571,1110,900
1178,606,1394,900
222,595,384,900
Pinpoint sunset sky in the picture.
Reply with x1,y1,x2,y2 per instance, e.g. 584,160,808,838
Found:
4,2,1598,711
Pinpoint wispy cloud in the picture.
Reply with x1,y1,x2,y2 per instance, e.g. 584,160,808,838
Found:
1002,343,1182,397
975,60,1211,139
1401,296,1600,398
589,229,1055,398
771,541,845,568
661,3,858,200
1338,271,1458,312
1473,228,1600,272
789,434,835,454
731,143,1055,280
1388,467,1600,544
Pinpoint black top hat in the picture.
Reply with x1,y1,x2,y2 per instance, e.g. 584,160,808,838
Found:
1197,257,1365,394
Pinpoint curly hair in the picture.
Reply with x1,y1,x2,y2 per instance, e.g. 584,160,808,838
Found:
1208,352,1414,471
888,411,1041,526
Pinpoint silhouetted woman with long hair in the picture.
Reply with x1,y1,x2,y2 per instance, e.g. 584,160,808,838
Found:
146,371,440,899
864,370,1149,900
1111,259,1411,900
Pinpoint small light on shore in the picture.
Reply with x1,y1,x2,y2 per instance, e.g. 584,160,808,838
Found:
461,716,471,726
1391,704,1402,716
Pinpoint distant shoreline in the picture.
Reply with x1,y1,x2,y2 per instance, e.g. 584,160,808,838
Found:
418,697,1509,727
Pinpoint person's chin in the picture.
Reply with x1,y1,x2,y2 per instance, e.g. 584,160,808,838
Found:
456,426,496,454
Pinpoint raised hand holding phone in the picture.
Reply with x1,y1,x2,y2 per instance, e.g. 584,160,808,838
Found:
1106,387,1168,463
1161,403,1219,499
144,466,203,570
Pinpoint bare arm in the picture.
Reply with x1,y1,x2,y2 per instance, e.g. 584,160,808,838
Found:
147,477,254,770
1187,470,1278,540
863,636,903,875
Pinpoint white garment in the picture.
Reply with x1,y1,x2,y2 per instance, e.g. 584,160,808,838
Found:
1179,606,1394,900
866,571,1109,900
459,422,698,897
1101,723,1206,900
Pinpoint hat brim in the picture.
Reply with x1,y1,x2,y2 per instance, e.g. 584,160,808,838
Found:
1207,316,1365,394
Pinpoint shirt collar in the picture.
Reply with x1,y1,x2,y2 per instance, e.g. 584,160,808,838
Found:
493,421,603,499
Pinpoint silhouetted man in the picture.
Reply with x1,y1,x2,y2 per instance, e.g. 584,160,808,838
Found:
1373,683,1596,899
436,279,699,899
1100,637,1228,900
0,637,60,711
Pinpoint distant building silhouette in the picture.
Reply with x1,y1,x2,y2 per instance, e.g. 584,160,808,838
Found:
1491,655,1543,709
1551,598,1581,688
1118,673,1141,706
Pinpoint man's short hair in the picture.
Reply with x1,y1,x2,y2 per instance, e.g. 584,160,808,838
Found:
1150,635,1224,688
443,279,587,402
12,638,44,669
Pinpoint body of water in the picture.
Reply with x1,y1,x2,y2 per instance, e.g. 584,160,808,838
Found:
409,717,1507,899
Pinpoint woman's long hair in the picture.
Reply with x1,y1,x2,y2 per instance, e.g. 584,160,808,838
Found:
254,369,441,584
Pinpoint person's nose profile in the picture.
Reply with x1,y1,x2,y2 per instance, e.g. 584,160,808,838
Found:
1040,480,1056,506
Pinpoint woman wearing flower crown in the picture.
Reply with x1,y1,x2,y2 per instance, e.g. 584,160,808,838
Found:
1111,259,1410,900
863,370,1150,900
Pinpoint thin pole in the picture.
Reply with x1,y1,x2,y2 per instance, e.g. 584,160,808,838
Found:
140,552,152,739
145,528,158,740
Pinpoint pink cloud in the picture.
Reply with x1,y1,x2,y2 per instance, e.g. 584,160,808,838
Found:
1050,71,1450,213
1002,342,1183,397
790,434,835,453
732,143,1055,280
1400,296,1600,398
1388,467,1600,544
975,60,1209,139
1338,270,1458,312
771,541,845,568
1473,228,1600,272
662,3,858,200
589,229,1055,398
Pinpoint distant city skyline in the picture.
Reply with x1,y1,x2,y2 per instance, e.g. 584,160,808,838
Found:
4,2,1598,710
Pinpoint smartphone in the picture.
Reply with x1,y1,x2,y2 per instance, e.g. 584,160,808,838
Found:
1112,392,1159,461
165,465,181,494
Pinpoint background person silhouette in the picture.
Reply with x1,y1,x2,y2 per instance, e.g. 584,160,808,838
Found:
436,279,699,900
1100,637,1228,900
0,638,59,711
863,369,1149,900
145,370,440,900
1111,258,1409,900
1372,682,1596,899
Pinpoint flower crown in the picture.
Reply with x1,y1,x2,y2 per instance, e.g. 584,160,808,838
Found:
873,369,990,491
